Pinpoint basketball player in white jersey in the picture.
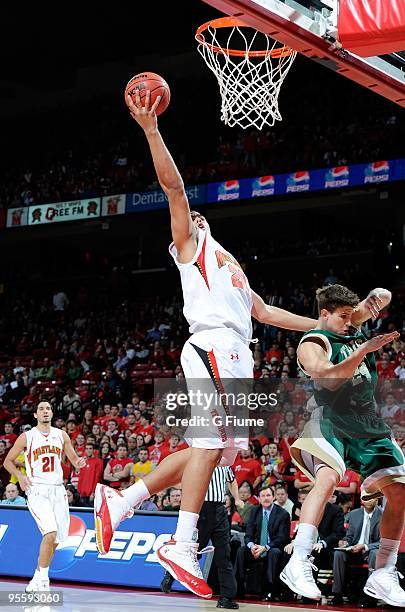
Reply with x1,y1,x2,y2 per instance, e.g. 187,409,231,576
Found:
4,401,85,592
94,91,318,599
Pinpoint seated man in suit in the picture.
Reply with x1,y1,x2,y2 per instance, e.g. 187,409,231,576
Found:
234,486,290,601
331,498,382,607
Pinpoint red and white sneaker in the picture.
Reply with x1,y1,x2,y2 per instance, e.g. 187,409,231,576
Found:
94,483,134,554
157,537,213,599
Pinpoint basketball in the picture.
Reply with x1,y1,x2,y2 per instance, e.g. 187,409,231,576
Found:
125,72,171,116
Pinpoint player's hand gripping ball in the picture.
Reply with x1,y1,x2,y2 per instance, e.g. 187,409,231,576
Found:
124,72,170,115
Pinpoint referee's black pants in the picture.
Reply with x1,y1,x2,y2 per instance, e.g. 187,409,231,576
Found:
198,501,237,599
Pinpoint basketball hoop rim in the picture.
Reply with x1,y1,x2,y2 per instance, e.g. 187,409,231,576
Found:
195,16,295,58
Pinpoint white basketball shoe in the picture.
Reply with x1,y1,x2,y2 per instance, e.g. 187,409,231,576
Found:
280,554,321,600
364,567,405,607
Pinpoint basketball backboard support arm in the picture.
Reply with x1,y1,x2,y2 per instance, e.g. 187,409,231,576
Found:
201,0,405,107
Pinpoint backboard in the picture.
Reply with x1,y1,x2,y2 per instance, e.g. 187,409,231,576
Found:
201,0,405,108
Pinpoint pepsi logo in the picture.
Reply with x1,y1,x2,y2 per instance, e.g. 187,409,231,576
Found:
53,515,87,571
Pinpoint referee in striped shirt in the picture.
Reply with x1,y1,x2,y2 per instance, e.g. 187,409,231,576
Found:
161,465,241,609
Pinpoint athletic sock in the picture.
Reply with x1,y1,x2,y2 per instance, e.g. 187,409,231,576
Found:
121,479,150,508
174,510,199,543
38,566,49,580
293,523,318,559
375,537,400,570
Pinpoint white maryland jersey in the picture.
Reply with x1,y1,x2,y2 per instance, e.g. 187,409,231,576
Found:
24,426,64,485
169,229,253,339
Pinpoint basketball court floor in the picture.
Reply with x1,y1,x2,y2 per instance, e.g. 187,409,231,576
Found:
0,578,388,612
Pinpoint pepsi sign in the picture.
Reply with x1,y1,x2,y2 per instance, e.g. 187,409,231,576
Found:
364,161,390,184
217,180,240,201
0,507,189,589
251,175,275,197
286,171,310,193
324,166,350,188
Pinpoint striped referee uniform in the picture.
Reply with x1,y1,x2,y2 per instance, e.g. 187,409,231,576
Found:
205,466,234,502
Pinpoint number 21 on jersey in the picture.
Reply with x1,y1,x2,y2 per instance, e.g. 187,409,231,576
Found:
42,456,55,472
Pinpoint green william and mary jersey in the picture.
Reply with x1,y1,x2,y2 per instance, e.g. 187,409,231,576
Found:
292,327,405,485
298,328,391,439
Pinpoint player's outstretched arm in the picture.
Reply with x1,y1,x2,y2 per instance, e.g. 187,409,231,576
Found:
251,290,317,331
4,433,31,491
61,430,86,469
298,331,399,390
352,287,392,326
126,91,197,263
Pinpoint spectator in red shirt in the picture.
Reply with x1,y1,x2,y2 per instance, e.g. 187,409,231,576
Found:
85,435,99,456
82,408,94,430
137,413,155,445
278,420,298,463
138,400,148,414
104,443,133,489
91,423,102,444
265,342,283,364
0,423,17,448
250,425,269,449
100,442,114,469
95,405,112,430
78,381,92,403
377,357,396,379
61,459,72,485
336,469,360,504
55,358,68,381
54,417,65,430
104,419,120,447
74,433,86,457
77,442,104,505
132,408,142,429
0,405,12,425
167,340,181,365
232,447,262,489
110,405,124,431
10,411,25,434
294,468,314,493
148,430,169,466
123,412,140,435
158,433,184,462
66,420,80,441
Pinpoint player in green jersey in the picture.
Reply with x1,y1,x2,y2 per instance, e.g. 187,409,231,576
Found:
280,284,404,607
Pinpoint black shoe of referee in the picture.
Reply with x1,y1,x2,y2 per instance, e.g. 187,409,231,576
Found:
216,597,239,609
160,571,175,593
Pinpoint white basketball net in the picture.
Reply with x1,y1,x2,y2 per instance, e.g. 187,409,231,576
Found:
196,21,297,130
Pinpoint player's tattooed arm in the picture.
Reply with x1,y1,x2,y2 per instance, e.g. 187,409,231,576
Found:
3,433,31,490
352,288,392,326
251,290,317,331
61,430,86,469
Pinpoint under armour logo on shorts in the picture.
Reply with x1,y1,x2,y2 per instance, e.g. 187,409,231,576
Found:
230,352,239,361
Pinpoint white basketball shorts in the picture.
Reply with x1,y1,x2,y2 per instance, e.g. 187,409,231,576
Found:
26,484,70,543
181,328,254,466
